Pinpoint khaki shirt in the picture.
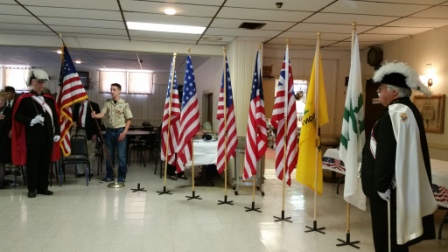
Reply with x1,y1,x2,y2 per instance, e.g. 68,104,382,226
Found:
101,98,133,129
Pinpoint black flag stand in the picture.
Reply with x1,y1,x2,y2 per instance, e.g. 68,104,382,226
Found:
131,183,147,192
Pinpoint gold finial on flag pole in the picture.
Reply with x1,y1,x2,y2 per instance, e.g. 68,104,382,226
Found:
187,48,191,55
352,22,357,30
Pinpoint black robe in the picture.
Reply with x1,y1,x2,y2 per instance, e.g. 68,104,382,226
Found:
361,97,435,251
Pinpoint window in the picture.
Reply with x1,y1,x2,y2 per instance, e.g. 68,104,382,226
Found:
1,65,30,91
99,69,153,94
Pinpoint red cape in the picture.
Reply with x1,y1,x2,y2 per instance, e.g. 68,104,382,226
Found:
11,93,61,165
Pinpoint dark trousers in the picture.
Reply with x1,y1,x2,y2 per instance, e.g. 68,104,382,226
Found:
26,142,52,192
369,195,409,252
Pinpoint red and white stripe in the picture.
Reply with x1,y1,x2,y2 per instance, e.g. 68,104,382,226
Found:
161,75,180,165
243,51,267,180
270,46,298,186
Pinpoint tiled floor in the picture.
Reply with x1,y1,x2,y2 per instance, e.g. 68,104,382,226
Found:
0,159,447,252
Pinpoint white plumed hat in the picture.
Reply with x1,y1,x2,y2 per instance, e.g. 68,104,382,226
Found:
372,62,431,96
27,68,49,86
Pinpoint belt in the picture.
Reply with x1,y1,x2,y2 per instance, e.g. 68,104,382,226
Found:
106,127,124,131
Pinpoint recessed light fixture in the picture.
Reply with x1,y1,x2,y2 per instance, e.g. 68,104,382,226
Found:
127,22,205,34
56,50,62,54
75,60,82,64
163,8,177,15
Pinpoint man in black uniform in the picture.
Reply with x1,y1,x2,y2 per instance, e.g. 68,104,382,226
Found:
12,69,61,198
73,100,101,177
361,62,437,251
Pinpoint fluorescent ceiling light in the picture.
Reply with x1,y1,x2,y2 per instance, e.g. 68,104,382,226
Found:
75,60,81,64
127,22,205,34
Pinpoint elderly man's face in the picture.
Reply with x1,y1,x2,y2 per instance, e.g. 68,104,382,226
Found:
31,79,46,93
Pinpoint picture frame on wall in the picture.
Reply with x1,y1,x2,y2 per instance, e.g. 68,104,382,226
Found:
413,94,445,133
78,71,89,89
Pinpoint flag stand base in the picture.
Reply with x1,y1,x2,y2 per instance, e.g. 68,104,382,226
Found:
336,233,360,249
305,220,326,234
274,210,292,222
108,181,125,188
245,202,261,212
218,195,233,205
131,183,146,192
186,191,202,200
157,186,172,195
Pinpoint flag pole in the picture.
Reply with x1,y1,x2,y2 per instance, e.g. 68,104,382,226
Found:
336,22,360,249
218,47,233,205
274,39,292,222
305,33,325,233
157,52,177,195
185,48,201,200
245,44,263,213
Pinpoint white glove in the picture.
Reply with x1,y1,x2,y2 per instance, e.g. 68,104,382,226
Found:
30,115,44,126
53,135,60,142
378,189,391,201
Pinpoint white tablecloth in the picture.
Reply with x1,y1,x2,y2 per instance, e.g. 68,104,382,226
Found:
431,159,448,208
186,140,218,166
322,148,448,208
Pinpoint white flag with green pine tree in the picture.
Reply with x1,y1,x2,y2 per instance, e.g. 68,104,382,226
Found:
339,29,366,210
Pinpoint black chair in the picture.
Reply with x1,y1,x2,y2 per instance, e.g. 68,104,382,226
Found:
142,121,153,131
60,135,91,186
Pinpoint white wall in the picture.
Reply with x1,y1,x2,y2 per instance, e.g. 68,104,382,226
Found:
361,26,448,160
194,56,222,132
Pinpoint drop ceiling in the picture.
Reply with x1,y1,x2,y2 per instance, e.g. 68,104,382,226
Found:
1,0,448,70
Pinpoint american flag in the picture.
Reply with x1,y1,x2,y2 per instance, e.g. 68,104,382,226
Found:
176,55,200,172
271,45,298,186
57,44,88,157
216,57,237,174
160,63,180,166
243,50,267,180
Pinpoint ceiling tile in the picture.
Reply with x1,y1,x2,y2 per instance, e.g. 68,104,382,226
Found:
217,7,311,22
124,12,211,26
361,0,446,4
41,17,125,29
411,6,448,18
27,6,122,21
277,31,350,41
205,28,280,38
17,0,119,10
305,13,398,26
0,4,31,15
322,1,432,17
366,26,432,35
0,14,41,24
288,23,374,34
120,0,219,17
358,33,409,42
387,17,448,28
210,18,294,31
224,0,336,11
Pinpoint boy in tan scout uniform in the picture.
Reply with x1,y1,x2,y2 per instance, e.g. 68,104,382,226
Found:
92,83,133,182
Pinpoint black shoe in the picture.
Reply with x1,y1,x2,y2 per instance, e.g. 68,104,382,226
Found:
36,189,54,195
76,173,85,178
28,191,37,198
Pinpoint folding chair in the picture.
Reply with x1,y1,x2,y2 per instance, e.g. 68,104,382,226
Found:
60,135,91,186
